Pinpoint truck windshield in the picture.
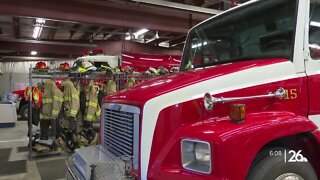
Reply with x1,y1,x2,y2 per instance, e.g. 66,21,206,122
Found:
181,0,298,70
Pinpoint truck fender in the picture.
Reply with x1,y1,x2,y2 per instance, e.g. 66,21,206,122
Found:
216,111,318,179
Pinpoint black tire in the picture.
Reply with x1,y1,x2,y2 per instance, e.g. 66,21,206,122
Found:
247,148,318,180
19,104,29,120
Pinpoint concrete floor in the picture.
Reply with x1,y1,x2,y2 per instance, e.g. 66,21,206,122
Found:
0,121,68,180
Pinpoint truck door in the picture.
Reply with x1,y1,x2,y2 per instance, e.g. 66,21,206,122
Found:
306,0,320,127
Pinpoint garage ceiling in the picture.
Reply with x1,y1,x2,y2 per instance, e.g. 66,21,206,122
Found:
0,15,184,45
0,0,247,60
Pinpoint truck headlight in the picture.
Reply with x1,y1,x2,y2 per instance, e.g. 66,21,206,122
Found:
181,139,211,174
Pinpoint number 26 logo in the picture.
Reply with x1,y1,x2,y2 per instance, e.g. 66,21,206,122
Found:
284,89,297,100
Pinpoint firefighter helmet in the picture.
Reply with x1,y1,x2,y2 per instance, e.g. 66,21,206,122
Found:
99,64,113,74
158,66,169,75
59,62,70,71
124,66,133,74
145,67,159,75
170,67,179,73
35,61,49,71
72,59,97,72
83,61,97,71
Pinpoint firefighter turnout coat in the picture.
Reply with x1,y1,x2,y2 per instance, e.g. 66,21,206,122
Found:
103,79,116,96
41,79,63,120
61,79,80,118
84,80,101,122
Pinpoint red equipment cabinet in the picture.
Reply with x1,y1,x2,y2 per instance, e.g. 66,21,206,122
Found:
66,0,320,180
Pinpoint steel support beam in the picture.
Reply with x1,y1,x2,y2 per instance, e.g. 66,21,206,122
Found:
0,38,97,47
0,0,213,33
47,21,59,40
13,17,20,38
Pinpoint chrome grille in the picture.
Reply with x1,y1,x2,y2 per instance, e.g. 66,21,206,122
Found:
104,109,134,156
102,103,140,170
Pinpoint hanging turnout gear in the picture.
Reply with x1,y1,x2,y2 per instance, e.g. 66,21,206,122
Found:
24,86,43,109
125,78,136,89
40,79,63,120
32,87,43,108
103,79,116,96
84,80,101,122
24,87,31,101
61,79,80,118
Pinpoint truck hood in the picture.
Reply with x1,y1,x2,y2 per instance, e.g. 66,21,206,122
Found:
105,58,288,105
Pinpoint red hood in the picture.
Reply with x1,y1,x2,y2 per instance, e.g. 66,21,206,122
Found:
105,58,288,106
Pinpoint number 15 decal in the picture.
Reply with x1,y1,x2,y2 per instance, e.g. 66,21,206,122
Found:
285,89,297,100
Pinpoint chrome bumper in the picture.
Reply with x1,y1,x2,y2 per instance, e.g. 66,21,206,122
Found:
65,145,133,180
66,158,85,180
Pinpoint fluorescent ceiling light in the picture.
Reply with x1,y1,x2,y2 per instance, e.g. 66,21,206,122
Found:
36,18,46,24
311,21,320,27
32,26,41,39
125,35,131,40
30,51,38,56
192,41,208,49
134,28,149,38
33,18,46,39
159,41,170,48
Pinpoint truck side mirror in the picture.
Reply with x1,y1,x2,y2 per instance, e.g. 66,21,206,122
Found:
310,44,320,59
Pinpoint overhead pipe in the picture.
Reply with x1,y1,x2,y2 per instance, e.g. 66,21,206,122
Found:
0,38,97,47
129,0,222,15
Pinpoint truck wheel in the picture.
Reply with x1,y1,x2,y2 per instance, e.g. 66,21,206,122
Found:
19,104,29,120
247,148,317,180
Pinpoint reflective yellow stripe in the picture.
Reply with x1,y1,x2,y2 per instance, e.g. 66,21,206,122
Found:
88,102,97,107
64,96,71,101
64,94,79,101
52,110,59,116
53,96,63,102
86,115,94,120
40,113,50,120
42,98,53,104
96,110,101,116
71,94,79,99
70,110,78,116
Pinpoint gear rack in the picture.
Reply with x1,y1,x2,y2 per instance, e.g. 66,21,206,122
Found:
28,66,160,159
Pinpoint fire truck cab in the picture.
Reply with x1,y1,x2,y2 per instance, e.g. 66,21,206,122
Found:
66,0,320,179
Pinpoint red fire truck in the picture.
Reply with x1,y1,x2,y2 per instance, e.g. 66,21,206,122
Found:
66,0,320,179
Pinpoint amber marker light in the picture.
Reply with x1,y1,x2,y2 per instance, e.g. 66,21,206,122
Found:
228,104,246,123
